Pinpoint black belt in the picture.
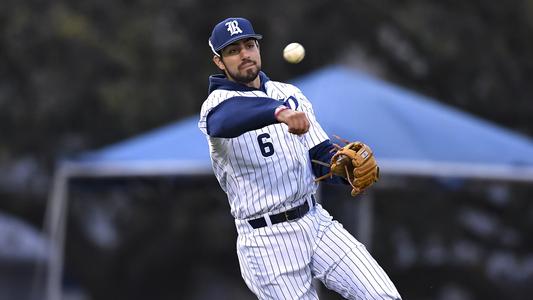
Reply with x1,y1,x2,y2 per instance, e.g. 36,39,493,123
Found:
248,196,316,229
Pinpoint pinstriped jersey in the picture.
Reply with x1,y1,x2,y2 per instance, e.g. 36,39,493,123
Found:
198,78,329,220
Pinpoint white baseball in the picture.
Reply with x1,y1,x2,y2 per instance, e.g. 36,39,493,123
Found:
283,42,305,64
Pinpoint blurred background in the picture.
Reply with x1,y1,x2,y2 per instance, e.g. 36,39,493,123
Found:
2,0,533,299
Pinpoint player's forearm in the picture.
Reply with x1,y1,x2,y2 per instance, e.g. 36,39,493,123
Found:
309,140,348,185
206,96,284,138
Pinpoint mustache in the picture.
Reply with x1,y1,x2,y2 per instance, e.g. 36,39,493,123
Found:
239,59,256,68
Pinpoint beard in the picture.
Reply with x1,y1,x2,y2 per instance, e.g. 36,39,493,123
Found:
225,60,261,84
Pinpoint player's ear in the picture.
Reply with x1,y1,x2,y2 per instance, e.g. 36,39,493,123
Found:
213,55,225,71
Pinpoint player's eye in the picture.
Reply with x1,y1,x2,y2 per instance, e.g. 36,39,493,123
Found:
226,48,239,55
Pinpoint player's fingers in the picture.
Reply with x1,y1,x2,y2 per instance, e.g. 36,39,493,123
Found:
295,118,305,132
286,112,309,135
289,120,301,133
289,128,302,135
289,120,302,133
289,126,304,135
296,114,309,133
299,118,309,134
303,117,310,133
288,124,305,135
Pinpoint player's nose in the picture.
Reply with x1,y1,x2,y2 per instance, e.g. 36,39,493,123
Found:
240,49,251,60
241,46,256,59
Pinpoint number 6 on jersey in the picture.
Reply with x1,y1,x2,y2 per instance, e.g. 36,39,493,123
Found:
257,133,274,157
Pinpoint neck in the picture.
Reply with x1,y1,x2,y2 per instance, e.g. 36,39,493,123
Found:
245,76,261,89
226,73,261,89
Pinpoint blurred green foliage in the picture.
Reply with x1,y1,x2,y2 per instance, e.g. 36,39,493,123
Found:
1,0,532,159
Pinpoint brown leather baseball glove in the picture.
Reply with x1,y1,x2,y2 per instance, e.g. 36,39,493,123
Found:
314,140,379,196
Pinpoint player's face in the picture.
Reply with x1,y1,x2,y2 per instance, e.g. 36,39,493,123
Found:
215,39,262,85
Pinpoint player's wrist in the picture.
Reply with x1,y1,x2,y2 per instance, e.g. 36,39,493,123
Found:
274,105,290,121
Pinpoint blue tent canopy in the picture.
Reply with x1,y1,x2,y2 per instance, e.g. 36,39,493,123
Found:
65,65,533,181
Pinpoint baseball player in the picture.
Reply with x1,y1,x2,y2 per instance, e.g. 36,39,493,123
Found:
198,17,401,300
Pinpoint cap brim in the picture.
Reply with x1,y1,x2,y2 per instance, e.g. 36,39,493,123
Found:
215,34,263,51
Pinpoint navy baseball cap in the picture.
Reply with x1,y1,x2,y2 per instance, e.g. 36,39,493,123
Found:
209,17,262,55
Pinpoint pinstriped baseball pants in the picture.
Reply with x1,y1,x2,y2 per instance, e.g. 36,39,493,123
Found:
235,203,401,300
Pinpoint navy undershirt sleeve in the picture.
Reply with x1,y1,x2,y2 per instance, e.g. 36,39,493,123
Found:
206,96,284,138
309,139,348,185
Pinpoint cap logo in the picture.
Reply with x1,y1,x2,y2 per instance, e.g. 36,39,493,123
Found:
225,20,243,36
